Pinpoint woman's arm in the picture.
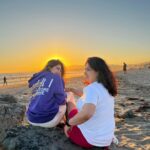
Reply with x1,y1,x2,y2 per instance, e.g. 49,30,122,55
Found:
65,88,83,97
69,103,96,125
54,76,67,105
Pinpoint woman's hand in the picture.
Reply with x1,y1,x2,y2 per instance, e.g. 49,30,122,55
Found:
65,87,73,92
65,87,83,97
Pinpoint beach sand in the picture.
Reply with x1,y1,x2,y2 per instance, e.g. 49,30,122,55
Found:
0,68,150,150
113,68,150,150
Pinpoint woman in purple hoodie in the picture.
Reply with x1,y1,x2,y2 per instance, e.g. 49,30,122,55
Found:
26,59,67,128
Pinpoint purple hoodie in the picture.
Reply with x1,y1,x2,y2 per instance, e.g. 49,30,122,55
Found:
26,71,66,123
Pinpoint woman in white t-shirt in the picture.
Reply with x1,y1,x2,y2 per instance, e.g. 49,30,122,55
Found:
64,57,117,149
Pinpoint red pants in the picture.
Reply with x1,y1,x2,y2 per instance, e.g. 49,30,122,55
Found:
67,109,109,150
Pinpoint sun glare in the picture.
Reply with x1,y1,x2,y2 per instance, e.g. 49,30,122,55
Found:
42,55,69,67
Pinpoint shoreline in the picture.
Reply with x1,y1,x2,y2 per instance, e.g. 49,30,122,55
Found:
0,66,146,90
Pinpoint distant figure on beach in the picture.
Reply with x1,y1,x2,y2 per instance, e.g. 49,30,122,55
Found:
26,59,66,128
3,76,7,86
123,62,127,74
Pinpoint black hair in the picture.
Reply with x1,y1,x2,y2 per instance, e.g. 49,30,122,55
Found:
86,57,117,96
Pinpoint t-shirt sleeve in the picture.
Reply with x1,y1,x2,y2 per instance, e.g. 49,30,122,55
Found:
84,86,98,106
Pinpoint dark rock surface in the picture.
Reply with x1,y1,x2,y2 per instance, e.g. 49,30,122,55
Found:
1,125,112,150
116,110,135,119
0,95,26,143
0,95,114,150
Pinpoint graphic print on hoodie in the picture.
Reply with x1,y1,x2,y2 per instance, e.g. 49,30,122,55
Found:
26,71,66,123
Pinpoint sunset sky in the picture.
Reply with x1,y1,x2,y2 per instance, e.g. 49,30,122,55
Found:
0,0,150,73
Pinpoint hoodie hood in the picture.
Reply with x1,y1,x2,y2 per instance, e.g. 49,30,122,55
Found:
28,71,50,88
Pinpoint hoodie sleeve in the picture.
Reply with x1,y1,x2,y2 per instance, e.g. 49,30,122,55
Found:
54,75,67,105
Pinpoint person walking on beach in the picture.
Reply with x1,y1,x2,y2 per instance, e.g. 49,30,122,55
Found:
3,76,7,86
64,57,117,149
123,62,127,74
26,59,67,128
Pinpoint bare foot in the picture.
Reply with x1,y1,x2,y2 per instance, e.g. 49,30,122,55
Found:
64,125,70,138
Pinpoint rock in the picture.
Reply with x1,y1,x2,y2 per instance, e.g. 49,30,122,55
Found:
23,93,28,95
1,125,111,150
0,95,113,150
142,102,150,109
0,95,26,143
119,103,126,107
127,97,139,100
140,99,145,102
117,110,135,119
135,102,150,112
0,95,17,103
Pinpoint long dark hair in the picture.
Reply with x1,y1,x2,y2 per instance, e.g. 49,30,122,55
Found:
42,59,65,77
86,57,117,96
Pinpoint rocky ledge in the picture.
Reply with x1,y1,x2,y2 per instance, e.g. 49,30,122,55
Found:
0,95,115,150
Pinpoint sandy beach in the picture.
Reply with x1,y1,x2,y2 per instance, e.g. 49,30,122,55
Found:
113,67,150,150
0,67,150,150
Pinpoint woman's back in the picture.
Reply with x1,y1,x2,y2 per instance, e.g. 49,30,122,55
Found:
26,71,66,123
77,82,115,146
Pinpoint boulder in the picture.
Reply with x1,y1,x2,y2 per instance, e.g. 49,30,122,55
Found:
1,125,112,150
0,95,26,143
0,95,115,150
117,110,135,119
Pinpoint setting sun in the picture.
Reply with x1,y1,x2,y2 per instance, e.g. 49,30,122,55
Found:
42,55,69,68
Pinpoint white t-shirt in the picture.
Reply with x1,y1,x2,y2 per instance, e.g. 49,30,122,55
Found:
77,82,115,147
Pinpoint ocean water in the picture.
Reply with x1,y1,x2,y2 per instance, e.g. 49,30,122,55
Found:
0,70,84,87
0,64,126,87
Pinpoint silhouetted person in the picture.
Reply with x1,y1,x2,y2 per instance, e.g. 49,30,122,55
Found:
123,62,127,74
3,76,7,85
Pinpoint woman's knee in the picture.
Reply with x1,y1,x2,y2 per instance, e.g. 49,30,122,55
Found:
59,104,67,114
66,92,76,104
